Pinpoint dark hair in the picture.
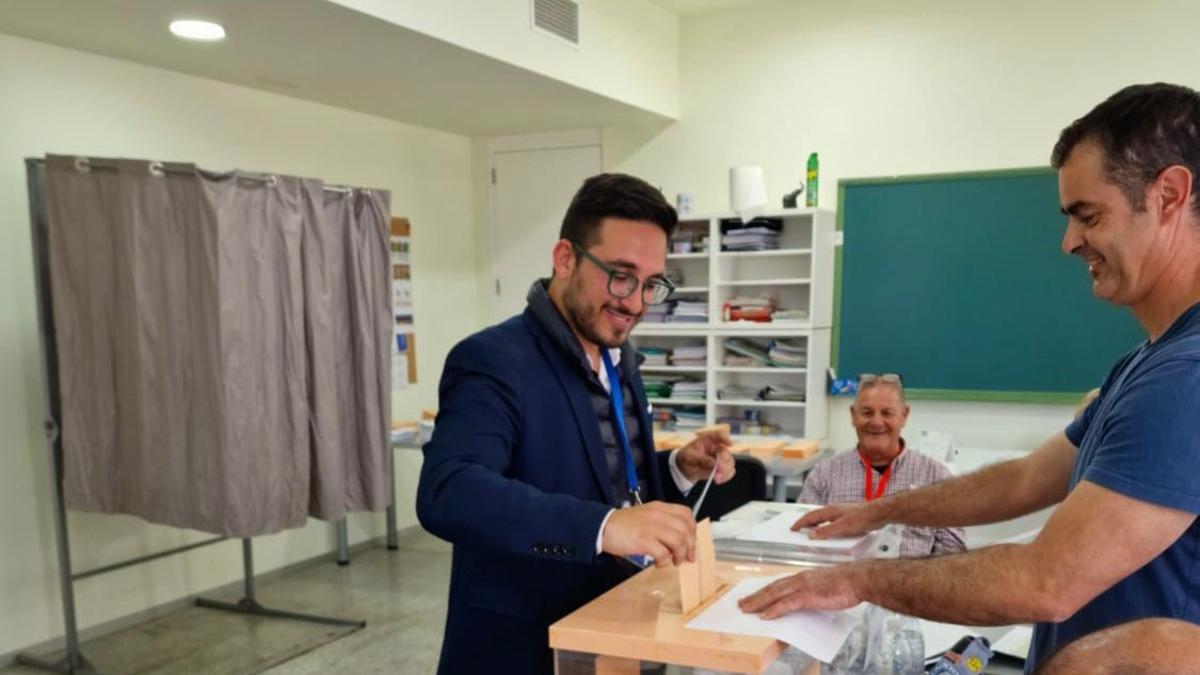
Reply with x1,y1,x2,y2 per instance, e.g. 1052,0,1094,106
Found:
1051,82,1200,216
559,173,678,248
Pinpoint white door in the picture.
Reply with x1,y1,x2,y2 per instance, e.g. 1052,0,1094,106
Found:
491,144,602,322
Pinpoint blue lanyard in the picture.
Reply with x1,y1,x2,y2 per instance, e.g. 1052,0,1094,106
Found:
600,349,642,505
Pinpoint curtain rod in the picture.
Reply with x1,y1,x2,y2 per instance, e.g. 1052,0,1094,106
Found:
28,157,364,194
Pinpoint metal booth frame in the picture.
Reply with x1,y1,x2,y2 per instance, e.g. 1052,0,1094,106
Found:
19,157,367,675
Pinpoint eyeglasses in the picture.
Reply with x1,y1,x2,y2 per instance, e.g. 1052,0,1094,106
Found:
859,373,903,386
572,243,676,306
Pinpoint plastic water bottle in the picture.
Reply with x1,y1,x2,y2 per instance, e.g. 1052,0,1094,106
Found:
822,617,867,674
763,646,817,674
877,614,925,674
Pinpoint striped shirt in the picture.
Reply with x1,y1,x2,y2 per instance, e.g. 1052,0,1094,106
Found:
798,444,966,557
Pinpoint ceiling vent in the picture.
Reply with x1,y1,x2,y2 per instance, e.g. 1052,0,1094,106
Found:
532,0,580,46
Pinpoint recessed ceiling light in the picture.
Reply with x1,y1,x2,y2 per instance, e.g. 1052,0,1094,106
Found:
169,19,226,41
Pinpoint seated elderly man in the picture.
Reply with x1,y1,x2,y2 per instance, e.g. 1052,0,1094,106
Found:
798,373,965,557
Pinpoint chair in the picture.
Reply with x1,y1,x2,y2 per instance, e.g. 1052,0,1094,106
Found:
689,455,768,521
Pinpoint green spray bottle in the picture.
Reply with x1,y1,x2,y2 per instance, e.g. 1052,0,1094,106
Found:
805,152,819,207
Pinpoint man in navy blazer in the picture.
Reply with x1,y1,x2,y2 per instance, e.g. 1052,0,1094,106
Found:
418,173,734,674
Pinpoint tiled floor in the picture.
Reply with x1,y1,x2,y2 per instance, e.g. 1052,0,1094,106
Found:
3,531,451,675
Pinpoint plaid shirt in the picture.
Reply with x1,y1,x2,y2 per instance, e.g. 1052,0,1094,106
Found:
798,444,966,557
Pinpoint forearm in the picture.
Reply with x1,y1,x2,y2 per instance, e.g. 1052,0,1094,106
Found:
878,460,1036,528
879,435,1073,529
851,544,1067,624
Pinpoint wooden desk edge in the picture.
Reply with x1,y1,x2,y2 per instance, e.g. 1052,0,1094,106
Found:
549,562,792,674
549,623,782,674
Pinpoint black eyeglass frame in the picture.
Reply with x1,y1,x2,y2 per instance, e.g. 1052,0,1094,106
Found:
571,243,676,306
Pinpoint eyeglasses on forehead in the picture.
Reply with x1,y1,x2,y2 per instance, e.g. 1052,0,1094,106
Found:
859,372,903,386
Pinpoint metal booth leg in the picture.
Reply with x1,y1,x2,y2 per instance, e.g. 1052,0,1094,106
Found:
195,539,365,629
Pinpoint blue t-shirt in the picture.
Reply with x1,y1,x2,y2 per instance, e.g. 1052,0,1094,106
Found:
1026,302,1200,672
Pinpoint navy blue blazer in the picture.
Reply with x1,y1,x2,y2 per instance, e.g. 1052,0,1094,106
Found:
417,307,674,675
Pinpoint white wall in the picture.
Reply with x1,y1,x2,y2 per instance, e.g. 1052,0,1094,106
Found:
331,0,680,119
608,0,1200,213
0,33,479,655
602,0,1200,452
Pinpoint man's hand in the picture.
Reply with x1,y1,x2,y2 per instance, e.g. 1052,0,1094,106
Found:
676,429,736,484
738,565,863,618
601,501,697,567
792,501,885,539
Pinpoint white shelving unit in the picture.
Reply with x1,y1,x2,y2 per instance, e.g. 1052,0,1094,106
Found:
634,207,836,440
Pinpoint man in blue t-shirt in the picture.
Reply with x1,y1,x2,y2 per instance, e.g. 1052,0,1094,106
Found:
737,82,1200,673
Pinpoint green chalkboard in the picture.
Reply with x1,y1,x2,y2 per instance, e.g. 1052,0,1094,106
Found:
833,167,1145,403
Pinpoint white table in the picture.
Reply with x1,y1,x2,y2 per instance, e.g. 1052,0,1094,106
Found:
761,448,832,501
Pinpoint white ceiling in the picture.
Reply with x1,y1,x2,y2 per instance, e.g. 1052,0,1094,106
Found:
647,0,777,15
0,0,672,137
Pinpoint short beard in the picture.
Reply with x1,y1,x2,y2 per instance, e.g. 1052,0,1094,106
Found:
563,274,629,349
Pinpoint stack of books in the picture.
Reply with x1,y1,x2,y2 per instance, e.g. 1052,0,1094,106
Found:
772,309,809,322
673,408,706,431
720,217,783,252
767,339,807,367
642,378,673,399
669,379,706,401
671,343,707,367
638,347,669,366
722,338,772,366
723,337,805,368
643,301,674,323
670,297,709,323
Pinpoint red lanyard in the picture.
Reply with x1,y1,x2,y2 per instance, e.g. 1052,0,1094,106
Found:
858,450,896,501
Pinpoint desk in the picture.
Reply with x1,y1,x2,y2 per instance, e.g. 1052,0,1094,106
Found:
550,560,813,674
761,450,831,502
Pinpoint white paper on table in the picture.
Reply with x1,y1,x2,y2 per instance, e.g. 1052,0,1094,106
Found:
686,574,861,663
736,511,869,550
992,625,1034,658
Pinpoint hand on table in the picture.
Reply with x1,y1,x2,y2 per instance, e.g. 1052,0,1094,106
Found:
737,566,862,619
791,501,884,539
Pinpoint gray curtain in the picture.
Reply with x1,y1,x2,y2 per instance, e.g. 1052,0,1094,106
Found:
42,155,391,537
307,188,393,517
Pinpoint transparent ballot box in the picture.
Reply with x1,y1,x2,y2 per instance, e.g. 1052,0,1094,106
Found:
549,504,903,675
710,501,902,567
554,648,817,675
